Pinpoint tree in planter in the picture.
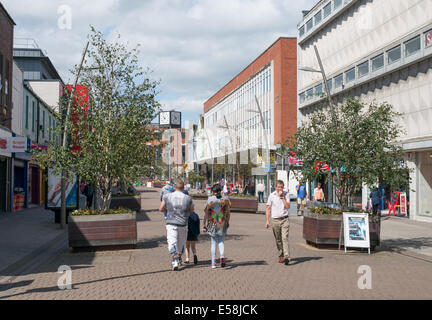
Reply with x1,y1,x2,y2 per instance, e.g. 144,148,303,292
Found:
34,27,160,212
282,98,410,211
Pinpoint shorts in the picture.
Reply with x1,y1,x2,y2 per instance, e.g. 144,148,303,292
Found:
187,233,198,242
297,198,306,205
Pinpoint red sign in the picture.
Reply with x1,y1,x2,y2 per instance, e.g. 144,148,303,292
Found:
426,30,432,47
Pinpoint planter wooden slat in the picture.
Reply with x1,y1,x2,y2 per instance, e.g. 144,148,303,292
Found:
68,213,137,249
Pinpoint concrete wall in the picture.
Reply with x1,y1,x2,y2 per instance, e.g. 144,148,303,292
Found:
27,80,62,112
12,61,23,135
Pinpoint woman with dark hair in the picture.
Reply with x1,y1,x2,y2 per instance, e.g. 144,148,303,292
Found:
203,184,231,269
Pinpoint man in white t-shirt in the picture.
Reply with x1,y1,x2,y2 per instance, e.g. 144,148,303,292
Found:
257,182,265,203
265,180,291,265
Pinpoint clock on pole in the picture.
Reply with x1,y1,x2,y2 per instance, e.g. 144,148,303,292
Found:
159,111,182,129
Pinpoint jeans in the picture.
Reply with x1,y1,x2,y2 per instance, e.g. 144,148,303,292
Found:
211,235,225,264
258,192,264,203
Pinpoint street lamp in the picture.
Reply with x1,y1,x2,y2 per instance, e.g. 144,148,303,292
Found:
247,95,271,200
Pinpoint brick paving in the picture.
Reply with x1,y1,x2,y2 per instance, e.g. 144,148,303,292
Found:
0,188,432,300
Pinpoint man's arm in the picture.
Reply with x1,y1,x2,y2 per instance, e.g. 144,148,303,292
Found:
159,201,166,213
265,205,271,229
282,193,290,209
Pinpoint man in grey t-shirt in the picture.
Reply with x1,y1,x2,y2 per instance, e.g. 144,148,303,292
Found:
159,180,194,271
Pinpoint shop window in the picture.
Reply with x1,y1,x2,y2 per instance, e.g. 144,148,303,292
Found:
306,88,314,100
323,2,332,18
345,68,355,83
327,79,332,92
371,54,384,72
315,84,323,96
387,45,401,64
334,0,342,9
357,61,369,78
425,30,432,47
404,35,421,57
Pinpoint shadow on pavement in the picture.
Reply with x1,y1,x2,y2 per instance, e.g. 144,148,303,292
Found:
136,210,151,221
289,257,323,265
380,237,432,253
0,280,34,293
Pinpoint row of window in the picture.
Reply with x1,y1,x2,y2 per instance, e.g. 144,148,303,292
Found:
206,66,272,127
299,30,432,103
299,0,344,38
25,95,58,142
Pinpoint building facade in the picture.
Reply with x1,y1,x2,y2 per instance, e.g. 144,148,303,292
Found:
297,0,432,221
195,37,297,196
0,3,15,212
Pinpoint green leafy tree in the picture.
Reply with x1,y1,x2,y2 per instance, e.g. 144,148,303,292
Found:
34,27,160,211
282,98,410,211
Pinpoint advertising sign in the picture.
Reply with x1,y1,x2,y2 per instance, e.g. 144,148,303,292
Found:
343,213,370,254
426,30,432,47
47,168,78,209
400,192,407,216
0,137,31,153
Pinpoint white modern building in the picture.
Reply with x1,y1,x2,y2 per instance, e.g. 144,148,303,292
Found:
297,0,432,221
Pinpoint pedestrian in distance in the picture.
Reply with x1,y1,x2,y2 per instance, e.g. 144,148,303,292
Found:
369,187,381,216
313,183,325,203
265,180,291,265
203,184,231,269
296,180,308,216
84,184,94,209
159,180,194,271
184,210,200,265
257,182,265,203
247,181,256,197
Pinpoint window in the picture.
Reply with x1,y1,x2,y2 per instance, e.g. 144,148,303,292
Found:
323,2,332,18
345,68,355,83
315,84,323,96
327,79,333,92
314,11,322,25
32,102,35,132
405,35,421,57
387,45,401,64
42,110,45,138
299,92,305,103
357,61,369,78
371,54,384,72
25,96,29,129
306,88,314,100
334,0,342,9
299,26,305,37
334,74,343,88
306,18,313,32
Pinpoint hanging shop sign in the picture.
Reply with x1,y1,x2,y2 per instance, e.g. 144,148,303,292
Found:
0,137,31,153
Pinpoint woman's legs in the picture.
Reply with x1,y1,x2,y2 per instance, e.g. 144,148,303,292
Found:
191,241,198,264
211,236,217,265
185,241,191,262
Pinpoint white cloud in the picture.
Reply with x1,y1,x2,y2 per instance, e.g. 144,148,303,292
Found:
4,0,318,118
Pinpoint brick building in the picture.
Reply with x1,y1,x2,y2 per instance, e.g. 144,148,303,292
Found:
196,37,297,196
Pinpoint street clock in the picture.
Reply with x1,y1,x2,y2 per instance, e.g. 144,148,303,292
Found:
159,111,182,128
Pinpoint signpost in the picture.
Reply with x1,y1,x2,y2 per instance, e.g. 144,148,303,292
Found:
341,212,371,255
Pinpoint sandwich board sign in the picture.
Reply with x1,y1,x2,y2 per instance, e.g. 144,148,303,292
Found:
342,212,371,255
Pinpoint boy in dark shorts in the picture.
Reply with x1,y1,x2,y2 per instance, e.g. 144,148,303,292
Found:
185,211,200,265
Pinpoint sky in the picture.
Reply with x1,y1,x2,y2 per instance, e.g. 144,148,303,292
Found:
4,0,318,126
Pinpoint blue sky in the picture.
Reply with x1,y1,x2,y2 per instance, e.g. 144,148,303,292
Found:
4,0,318,127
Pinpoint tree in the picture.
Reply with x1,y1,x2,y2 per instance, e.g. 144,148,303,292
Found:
283,98,410,211
34,27,161,211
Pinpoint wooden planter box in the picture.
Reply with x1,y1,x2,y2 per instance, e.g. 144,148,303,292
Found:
68,212,137,249
153,182,163,188
110,195,142,212
303,210,380,250
189,194,258,213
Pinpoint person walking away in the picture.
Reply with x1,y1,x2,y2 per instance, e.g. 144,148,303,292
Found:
265,180,291,265
257,182,265,203
370,187,381,215
159,180,194,271
184,210,200,265
313,183,325,203
160,182,175,220
248,181,256,197
84,184,94,209
296,181,308,216
203,184,231,269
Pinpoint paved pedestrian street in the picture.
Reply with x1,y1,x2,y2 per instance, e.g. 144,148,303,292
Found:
0,189,431,300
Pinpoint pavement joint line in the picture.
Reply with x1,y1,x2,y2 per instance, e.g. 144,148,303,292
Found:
0,231,67,284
